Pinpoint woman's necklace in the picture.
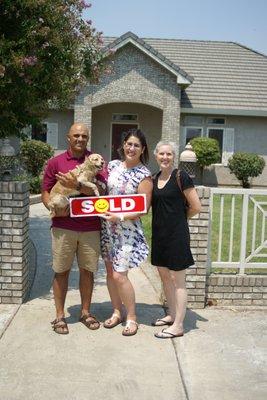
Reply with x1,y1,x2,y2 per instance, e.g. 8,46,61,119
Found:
157,169,173,189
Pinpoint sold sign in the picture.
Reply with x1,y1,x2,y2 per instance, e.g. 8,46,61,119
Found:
70,194,147,217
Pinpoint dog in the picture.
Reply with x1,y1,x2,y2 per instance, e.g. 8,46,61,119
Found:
48,153,105,217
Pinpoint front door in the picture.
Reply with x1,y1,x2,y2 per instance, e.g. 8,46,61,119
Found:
111,123,138,160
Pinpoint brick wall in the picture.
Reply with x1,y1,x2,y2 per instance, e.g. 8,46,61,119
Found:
206,275,267,306
0,181,30,304
186,187,210,308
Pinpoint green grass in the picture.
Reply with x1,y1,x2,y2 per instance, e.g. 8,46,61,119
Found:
211,194,267,274
141,195,267,275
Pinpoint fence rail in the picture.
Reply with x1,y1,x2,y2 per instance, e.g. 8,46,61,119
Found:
209,188,267,274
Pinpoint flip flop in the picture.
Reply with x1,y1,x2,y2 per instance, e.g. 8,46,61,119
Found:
122,320,138,336
154,328,184,339
151,318,173,327
103,313,122,329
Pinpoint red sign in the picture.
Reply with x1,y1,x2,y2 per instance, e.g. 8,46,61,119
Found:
70,194,147,217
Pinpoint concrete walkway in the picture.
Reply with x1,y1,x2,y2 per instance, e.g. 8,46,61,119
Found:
0,203,266,400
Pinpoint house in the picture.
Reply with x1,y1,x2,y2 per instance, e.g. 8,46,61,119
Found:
31,32,267,185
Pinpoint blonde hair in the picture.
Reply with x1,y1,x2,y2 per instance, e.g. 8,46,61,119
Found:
153,141,177,157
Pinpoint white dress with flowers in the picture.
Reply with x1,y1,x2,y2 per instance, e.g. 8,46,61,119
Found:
101,159,151,272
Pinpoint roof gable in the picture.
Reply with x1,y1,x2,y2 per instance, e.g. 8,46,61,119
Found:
103,31,193,86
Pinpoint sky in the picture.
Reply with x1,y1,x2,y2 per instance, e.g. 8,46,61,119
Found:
84,0,267,56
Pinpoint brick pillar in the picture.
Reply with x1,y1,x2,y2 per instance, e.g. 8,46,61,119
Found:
0,181,30,304
74,86,92,147
186,186,210,308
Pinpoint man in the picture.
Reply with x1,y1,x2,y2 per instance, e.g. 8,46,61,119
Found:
42,123,106,334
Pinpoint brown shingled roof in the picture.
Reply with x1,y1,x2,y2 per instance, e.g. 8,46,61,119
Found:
103,34,267,112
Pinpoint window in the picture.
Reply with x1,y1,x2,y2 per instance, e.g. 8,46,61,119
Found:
185,127,202,144
207,117,225,125
112,114,138,121
32,123,47,142
208,128,224,162
184,115,203,125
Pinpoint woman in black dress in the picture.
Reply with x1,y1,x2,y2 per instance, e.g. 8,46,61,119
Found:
151,141,201,339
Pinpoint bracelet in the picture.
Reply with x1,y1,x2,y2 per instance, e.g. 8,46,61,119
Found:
119,214,124,222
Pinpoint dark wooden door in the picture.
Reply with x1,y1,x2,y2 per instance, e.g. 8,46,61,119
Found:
111,124,138,160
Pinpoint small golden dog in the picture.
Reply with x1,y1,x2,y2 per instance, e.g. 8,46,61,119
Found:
48,153,105,217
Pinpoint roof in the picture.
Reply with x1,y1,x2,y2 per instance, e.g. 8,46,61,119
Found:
103,34,267,113
103,32,193,86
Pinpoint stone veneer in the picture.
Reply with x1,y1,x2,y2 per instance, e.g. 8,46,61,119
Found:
0,182,30,304
186,186,210,308
75,43,181,153
206,275,267,306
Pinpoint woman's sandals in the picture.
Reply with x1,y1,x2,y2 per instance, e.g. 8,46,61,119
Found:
122,320,138,336
151,317,173,327
51,317,69,335
103,313,122,329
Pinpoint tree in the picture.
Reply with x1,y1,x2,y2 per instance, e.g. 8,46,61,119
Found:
0,0,110,139
190,137,221,181
228,152,265,188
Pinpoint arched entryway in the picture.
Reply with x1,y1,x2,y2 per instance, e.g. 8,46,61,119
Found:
91,102,163,173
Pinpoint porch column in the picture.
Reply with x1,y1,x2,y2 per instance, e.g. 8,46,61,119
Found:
161,97,180,164
74,88,93,147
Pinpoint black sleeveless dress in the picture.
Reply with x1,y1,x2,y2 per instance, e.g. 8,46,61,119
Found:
151,169,195,270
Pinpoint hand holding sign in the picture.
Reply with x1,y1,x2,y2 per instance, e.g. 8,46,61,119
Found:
70,194,147,218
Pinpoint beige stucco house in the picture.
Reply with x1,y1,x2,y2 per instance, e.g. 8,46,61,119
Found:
30,32,267,185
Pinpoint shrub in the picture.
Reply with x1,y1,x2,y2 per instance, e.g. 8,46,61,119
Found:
190,137,221,181
190,137,221,168
20,139,54,177
228,152,265,188
14,173,42,194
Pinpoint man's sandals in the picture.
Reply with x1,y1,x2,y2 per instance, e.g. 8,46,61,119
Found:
122,320,138,337
51,317,69,335
103,313,123,329
79,313,100,330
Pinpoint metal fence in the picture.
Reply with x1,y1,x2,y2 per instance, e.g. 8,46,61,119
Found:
208,188,267,274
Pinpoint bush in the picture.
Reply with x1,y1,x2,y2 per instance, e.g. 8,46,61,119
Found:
190,137,221,181
14,173,42,194
228,152,265,188
20,139,54,177
190,137,221,168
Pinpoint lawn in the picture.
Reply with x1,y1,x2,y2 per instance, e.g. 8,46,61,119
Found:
141,194,267,274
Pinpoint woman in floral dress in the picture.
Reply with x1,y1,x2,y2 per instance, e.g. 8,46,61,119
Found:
101,129,152,336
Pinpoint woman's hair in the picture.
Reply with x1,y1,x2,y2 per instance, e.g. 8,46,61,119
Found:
153,141,177,157
118,128,149,164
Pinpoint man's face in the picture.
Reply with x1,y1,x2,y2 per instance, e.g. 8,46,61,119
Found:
67,125,89,154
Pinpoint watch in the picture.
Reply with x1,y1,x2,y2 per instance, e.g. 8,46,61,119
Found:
76,182,82,191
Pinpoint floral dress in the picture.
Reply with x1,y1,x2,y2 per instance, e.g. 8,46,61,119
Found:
101,159,151,272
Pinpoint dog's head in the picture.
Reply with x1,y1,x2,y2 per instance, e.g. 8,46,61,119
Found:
85,153,105,171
